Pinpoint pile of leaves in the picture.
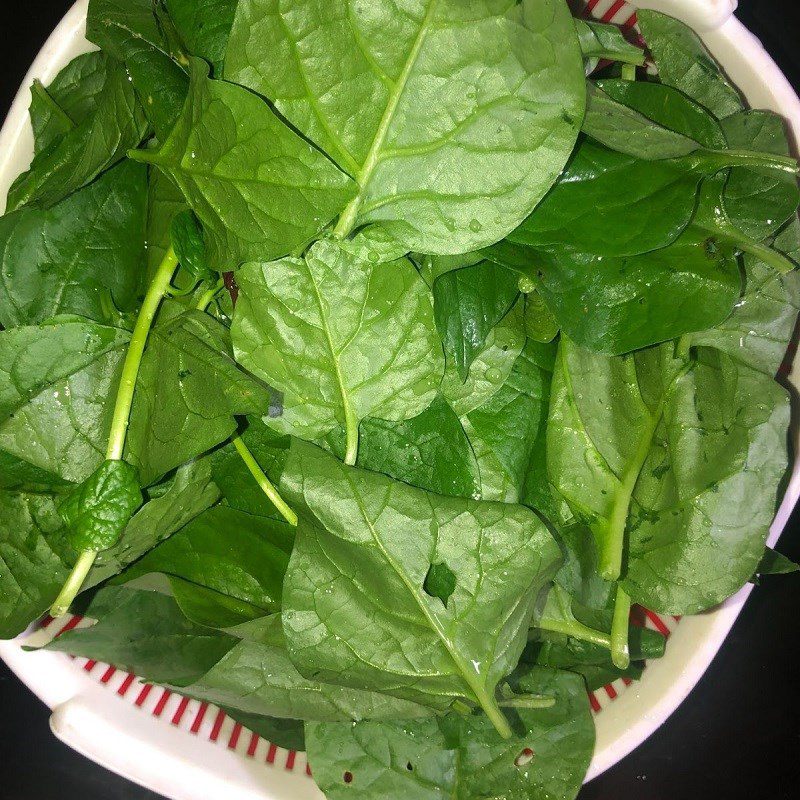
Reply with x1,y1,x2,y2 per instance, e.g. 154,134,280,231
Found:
1,1,799,797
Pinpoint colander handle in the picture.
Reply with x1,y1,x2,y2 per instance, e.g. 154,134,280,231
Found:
630,0,737,32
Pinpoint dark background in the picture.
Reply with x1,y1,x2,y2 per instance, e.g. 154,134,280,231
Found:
1,2,799,799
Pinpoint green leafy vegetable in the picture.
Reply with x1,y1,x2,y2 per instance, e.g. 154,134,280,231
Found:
281,441,561,735
232,239,443,465
226,0,586,253
575,19,645,68
130,59,355,271
165,0,238,74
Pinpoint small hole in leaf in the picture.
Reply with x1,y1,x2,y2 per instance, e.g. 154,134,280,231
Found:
343,771,354,784
424,562,456,608
514,748,535,768
406,762,414,772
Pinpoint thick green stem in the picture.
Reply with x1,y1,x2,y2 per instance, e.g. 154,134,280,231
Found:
51,551,97,618
344,410,360,466
232,435,298,527
107,247,180,460
196,278,225,312
621,63,637,81
536,617,612,650
499,694,556,710
692,148,799,175
50,248,179,618
675,334,692,360
734,236,795,275
610,585,632,670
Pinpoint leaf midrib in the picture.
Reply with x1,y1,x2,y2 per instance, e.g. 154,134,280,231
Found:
333,0,441,236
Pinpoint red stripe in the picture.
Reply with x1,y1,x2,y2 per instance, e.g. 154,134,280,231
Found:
247,734,260,757
134,684,153,707
83,660,97,672
644,610,671,637
40,615,54,628
117,673,136,697
621,10,637,29
306,763,313,777
152,689,172,717
209,709,227,742
673,615,683,622
585,0,602,13
266,744,278,764
604,683,618,700
99,666,117,684
228,723,243,750
602,0,627,23
286,751,297,771
622,677,633,687
171,697,191,725
588,692,602,713
56,615,83,636
190,703,209,734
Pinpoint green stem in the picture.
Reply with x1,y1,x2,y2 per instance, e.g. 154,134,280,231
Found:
51,551,97,618
477,695,513,740
610,586,632,670
621,63,637,81
675,334,692,360
51,248,179,618
196,278,224,312
232,435,298,526
692,148,799,175
344,410,359,466
107,247,180,460
499,694,556,710
733,236,795,275
536,617,612,650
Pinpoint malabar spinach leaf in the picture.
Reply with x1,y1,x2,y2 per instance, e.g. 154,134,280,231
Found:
131,59,355,271
637,10,744,119
7,60,149,211
433,261,519,381
87,0,189,138
0,160,148,328
306,667,594,800
165,0,238,75
226,0,586,254
59,460,142,553
232,239,443,460
281,442,561,727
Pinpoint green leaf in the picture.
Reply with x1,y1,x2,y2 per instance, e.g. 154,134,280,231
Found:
636,10,744,119
508,139,701,258
132,59,355,271
433,261,519,380
305,667,594,800
0,457,217,638
47,589,433,722
170,210,214,282
232,239,443,458
7,59,149,210
0,489,72,638
59,460,143,553
28,52,111,155
754,547,799,577
87,0,190,138
357,396,480,499
721,111,800,241
463,342,556,504
47,586,238,685
575,19,645,67
165,0,238,74
548,338,790,614
423,562,457,608
121,505,294,617
125,310,272,485
281,442,561,726
0,451,69,492
218,707,305,752
529,225,741,355
582,83,704,161
226,0,586,254
0,320,129,484
0,160,148,328
440,298,526,418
